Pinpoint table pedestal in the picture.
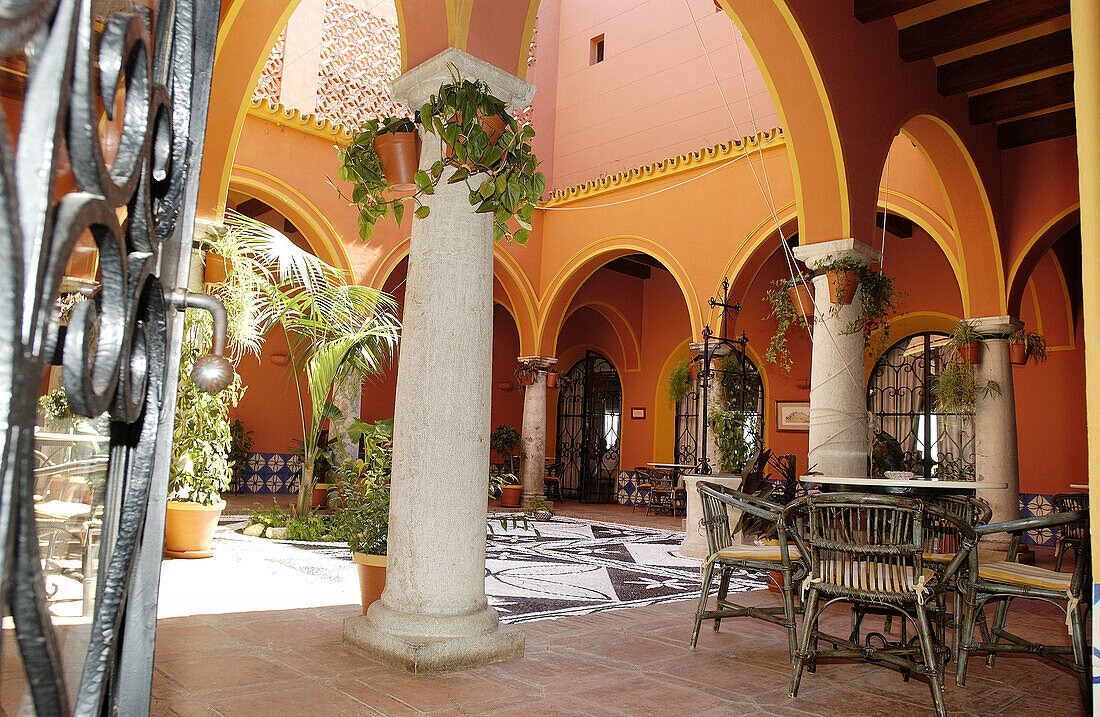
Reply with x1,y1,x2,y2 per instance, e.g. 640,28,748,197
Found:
679,473,742,558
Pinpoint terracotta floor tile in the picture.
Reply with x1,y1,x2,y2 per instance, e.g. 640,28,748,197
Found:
206,682,376,717
156,654,304,695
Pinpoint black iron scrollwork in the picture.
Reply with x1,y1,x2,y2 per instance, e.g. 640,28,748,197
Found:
0,1,219,714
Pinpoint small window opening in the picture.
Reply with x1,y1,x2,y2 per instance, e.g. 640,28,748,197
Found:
590,35,605,65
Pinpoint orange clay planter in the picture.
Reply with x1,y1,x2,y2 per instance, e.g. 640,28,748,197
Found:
164,500,224,559
788,282,815,321
372,130,422,191
958,342,983,365
445,112,506,166
311,482,332,509
353,552,387,614
500,484,522,508
1010,341,1028,365
826,269,860,305
546,371,558,389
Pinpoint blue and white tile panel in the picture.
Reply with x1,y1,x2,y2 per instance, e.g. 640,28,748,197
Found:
241,452,301,494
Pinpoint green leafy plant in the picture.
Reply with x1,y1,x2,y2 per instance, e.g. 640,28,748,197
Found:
524,495,554,518
336,116,416,238
169,310,245,506
932,362,1001,414
245,500,289,531
229,419,253,487
340,470,390,556
668,358,693,405
1010,328,1047,363
489,424,521,472
708,409,751,474
818,258,902,349
945,321,982,356
38,387,71,422
764,278,812,373
340,67,546,244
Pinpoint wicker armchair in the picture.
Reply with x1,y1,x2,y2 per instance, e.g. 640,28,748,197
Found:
1052,492,1088,571
691,481,806,660
955,509,1091,710
784,493,976,717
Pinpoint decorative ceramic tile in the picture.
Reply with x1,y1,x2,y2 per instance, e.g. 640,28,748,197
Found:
1019,493,1057,547
240,452,300,494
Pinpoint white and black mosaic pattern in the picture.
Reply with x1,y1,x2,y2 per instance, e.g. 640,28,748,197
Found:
485,515,763,623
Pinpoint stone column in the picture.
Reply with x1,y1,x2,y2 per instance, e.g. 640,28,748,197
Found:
331,369,363,463
343,48,533,672
517,356,555,508
968,316,1022,553
690,341,729,473
792,239,882,478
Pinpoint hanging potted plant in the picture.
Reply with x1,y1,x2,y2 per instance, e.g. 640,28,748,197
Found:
817,258,860,306
947,322,984,365
765,278,814,373
515,366,537,387
546,370,559,389
1009,328,1047,365
339,66,546,244
668,357,692,405
787,277,815,320
932,361,1001,414
368,117,421,191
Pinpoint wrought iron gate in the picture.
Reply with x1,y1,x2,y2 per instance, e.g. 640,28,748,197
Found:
0,1,220,714
555,351,621,503
868,332,976,479
674,384,698,467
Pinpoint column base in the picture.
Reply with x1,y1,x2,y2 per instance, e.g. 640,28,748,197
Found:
520,492,551,510
343,606,525,673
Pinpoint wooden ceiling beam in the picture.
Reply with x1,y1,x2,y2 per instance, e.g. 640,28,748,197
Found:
899,0,1069,62
604,257,652,280
876,211,913,239
937,29,1073,96
969,72,1074,124
997,107,1076,149
854,0,937,23
234,197,270,216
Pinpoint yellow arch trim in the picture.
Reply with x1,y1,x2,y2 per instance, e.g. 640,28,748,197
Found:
1048,247,1077,351
716,0,850,240
446,0,473,50
901,116,1005,314
566,301,643,372
1006,202,1081,302
539,235,701,347
393,0,409,70
229,165,353,274
517,1,540,80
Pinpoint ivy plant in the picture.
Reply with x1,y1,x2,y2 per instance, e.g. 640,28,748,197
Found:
708,409,750,474
764,278,812,373
339,68,546,244
818,258,902,348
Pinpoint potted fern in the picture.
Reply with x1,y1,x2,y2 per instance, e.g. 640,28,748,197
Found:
932,361,1001,414
1009,328,1047,365
668,357,693,405
340,68,545,244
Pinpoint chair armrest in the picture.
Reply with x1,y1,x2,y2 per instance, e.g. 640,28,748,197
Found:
976,510,1087,537
698,483,780,522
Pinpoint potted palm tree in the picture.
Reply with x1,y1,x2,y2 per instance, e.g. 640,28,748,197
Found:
166,310,244,558
336,419,393,614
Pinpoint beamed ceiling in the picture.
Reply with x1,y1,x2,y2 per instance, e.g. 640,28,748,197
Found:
855,0,1075,148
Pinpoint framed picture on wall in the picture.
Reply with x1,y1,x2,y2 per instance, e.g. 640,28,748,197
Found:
776,401,810,432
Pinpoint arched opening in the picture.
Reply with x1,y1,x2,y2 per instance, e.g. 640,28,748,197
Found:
868,332,974,480
555,351,622,503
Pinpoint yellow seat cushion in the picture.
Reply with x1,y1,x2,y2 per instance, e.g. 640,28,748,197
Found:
36,500,92,521
979,561,1072,592
922,552,953,563
715,544,800,562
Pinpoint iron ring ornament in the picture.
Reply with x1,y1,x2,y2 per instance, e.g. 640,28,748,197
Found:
0,1,221,714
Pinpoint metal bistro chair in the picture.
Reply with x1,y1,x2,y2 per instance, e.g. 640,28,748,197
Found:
785,493,975,717
635,466,675,516
955,508,1091,711
1053,492,1088,571
691,482,806,660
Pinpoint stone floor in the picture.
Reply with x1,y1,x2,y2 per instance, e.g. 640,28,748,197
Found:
151,546,1087,716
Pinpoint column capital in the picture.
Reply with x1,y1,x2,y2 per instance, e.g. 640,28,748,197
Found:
963,315,1022,336
791,238,882,269
391,47,536,113
517,356,555,369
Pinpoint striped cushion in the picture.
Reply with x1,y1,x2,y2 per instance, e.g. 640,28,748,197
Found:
716,544,800,562
922,552,953,563
979,561,1071,592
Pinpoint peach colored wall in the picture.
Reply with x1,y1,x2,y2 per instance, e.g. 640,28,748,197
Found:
549,0,777,189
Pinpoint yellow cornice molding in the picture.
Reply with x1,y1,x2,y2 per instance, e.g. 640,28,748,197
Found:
542,128,785,208
247,98,355,145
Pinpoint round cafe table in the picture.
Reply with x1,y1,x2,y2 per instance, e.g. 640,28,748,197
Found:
799,475,1006,497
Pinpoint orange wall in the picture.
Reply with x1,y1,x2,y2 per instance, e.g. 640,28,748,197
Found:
548,0,777,189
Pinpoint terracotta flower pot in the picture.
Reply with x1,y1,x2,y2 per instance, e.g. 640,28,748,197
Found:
826,269,860,305
204,253,231,285
1010,340,1028,365
788,282,815,320
312,482,332,509
353,552,387,615
500,484,522,508
958,341,983,365
546,371,558,389
767,569,784,594
164,500,224,559
517,371,536,387
689,363,700,382
446,112,507,166
373,130,422,192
